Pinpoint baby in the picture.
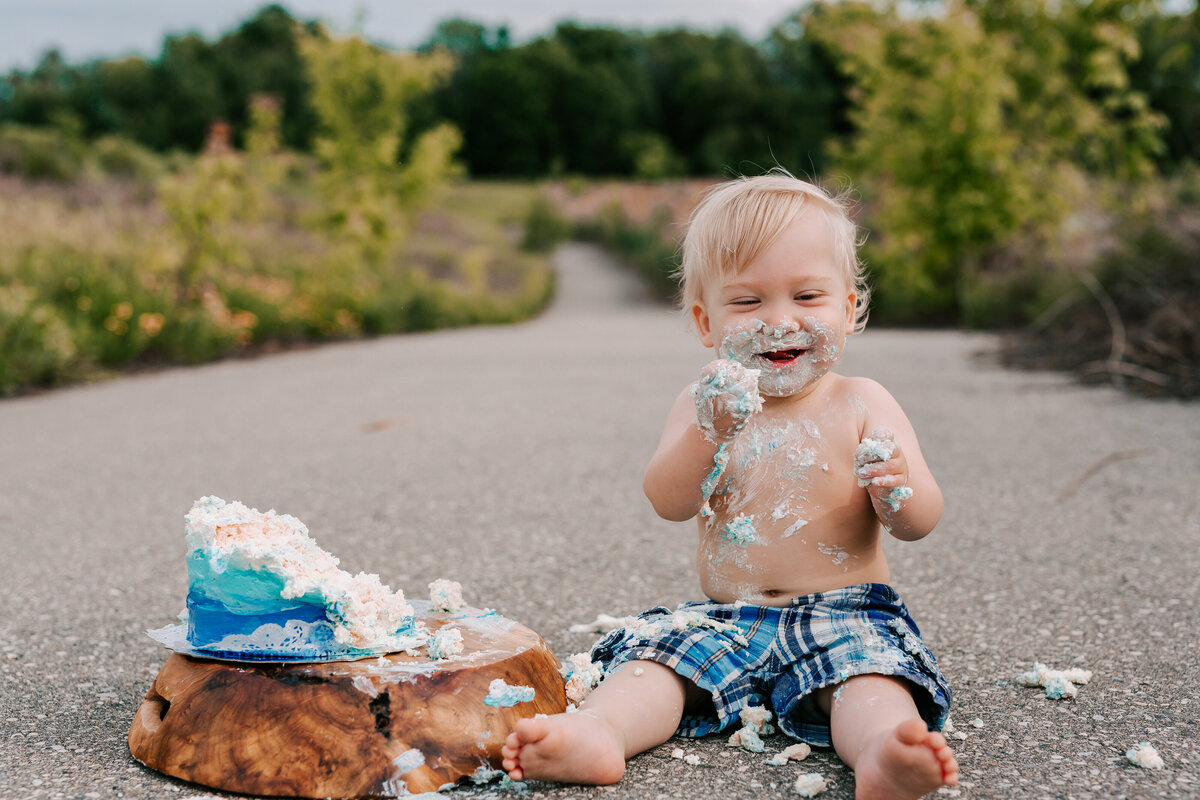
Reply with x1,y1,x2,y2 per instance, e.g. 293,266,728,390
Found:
503,172,958,799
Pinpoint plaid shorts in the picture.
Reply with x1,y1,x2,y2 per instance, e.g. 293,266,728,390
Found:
590,583,951,747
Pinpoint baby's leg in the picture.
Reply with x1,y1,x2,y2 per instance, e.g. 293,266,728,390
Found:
500,660,691,785
817,675,958,800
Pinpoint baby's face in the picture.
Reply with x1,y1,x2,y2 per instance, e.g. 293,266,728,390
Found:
692,209,855,399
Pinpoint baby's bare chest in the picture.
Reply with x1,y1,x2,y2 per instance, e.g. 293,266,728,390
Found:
721,415,859,498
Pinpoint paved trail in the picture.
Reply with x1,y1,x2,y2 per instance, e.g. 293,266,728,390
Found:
1,243,1197,799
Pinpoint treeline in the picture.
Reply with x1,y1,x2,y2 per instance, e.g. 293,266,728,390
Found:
4,1,1195,179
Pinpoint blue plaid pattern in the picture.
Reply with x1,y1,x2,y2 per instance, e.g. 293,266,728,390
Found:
590,583,951,747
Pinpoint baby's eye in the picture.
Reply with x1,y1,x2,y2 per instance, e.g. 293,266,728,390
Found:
795,292,821,302
730,298,759,306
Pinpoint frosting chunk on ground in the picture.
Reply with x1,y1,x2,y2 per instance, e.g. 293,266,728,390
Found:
1016,662,1092,700
1126,742,1165,769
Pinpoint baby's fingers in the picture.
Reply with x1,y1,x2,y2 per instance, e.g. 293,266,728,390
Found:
869,473,907,489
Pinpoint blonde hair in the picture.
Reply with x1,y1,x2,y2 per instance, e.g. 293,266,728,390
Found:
678,170,870,333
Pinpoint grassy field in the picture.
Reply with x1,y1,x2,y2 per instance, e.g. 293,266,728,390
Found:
0,177,556,395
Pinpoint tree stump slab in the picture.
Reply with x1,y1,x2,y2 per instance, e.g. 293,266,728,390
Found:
129,609,566,798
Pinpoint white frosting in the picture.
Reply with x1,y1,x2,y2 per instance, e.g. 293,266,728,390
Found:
718,318,838,398
853,436,895,487
484,678,535,707
1016,662,1092,699
690,358,763,442
727,705,774,753
765,742,811,766
428,579,465,613
1126,742,1165,769
560,652,605,704
425,628,464,660
393,748,425,773
794,773,827,797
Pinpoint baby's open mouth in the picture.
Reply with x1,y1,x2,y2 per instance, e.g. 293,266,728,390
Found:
761,348,805,366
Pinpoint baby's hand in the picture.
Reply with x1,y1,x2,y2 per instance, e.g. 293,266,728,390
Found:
854,428,913,512
690,359,763,442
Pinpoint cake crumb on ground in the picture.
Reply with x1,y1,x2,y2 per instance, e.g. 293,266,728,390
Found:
765,742,811,766
794,772,827,797
1126,742,1165,770
1016,661,1091,699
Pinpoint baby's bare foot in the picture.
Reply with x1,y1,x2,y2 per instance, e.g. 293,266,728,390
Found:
854,718,958,800
500,712,626,785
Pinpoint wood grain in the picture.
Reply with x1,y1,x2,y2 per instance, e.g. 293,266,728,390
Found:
129,610,567,798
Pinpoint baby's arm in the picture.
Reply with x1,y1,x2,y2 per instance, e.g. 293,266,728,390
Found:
643,360,761,521
851,379,944,541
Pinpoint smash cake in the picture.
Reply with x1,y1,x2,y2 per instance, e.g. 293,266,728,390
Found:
150,496,430,661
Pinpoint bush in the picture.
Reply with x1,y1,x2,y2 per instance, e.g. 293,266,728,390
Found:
0,124,86,181
92,135,162,179
521,196,571,252
997,199,1200,397
0,284,78,394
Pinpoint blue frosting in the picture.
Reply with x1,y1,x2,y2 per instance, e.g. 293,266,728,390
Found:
186,591,327,643
484,679,535,707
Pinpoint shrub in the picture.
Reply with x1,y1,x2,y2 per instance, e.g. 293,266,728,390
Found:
997,198,1200,397
521,196,571,252
0,124,86,182
0,284,78,394
92,135,162,179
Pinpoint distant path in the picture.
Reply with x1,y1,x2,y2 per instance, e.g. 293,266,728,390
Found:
1,243,1196,799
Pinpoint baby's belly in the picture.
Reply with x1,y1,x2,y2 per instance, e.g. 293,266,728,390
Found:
695,514,890,606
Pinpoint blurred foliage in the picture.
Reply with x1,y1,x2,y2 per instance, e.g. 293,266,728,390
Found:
0,26,553,394
521,196,573,253
300,29,461,265
1,0,1198,395
997,169,1200,397
0,122,161,182
806,0,1170,324
0,6,317,151
4,2,1193,180
424,21,846,178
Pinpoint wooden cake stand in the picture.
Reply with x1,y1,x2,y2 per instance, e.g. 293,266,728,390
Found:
129,609,567,798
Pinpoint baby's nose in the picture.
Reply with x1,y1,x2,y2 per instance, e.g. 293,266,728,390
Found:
759,309,800,336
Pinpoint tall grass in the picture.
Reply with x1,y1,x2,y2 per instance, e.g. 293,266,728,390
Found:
0,174,555,395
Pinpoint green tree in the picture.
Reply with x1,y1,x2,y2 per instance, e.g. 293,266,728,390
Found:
447,48,552,176
299,28,461,263
644,30,777,174
762,16,853,175
807,0,1169,323
1128,5,1200,168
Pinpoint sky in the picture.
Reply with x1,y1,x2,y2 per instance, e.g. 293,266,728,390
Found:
0,1,806,73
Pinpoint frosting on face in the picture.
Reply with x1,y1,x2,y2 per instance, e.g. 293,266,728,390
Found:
717,318,840,397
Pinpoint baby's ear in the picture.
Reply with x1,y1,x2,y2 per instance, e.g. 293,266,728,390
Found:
844,291,857,329
692,304,715,347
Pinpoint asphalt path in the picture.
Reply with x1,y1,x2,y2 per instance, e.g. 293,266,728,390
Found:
1,242,1197,800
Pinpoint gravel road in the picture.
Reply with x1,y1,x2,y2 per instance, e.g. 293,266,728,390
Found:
1,242,1197,800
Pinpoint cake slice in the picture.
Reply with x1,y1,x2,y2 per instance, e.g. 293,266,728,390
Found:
183,496,425,659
